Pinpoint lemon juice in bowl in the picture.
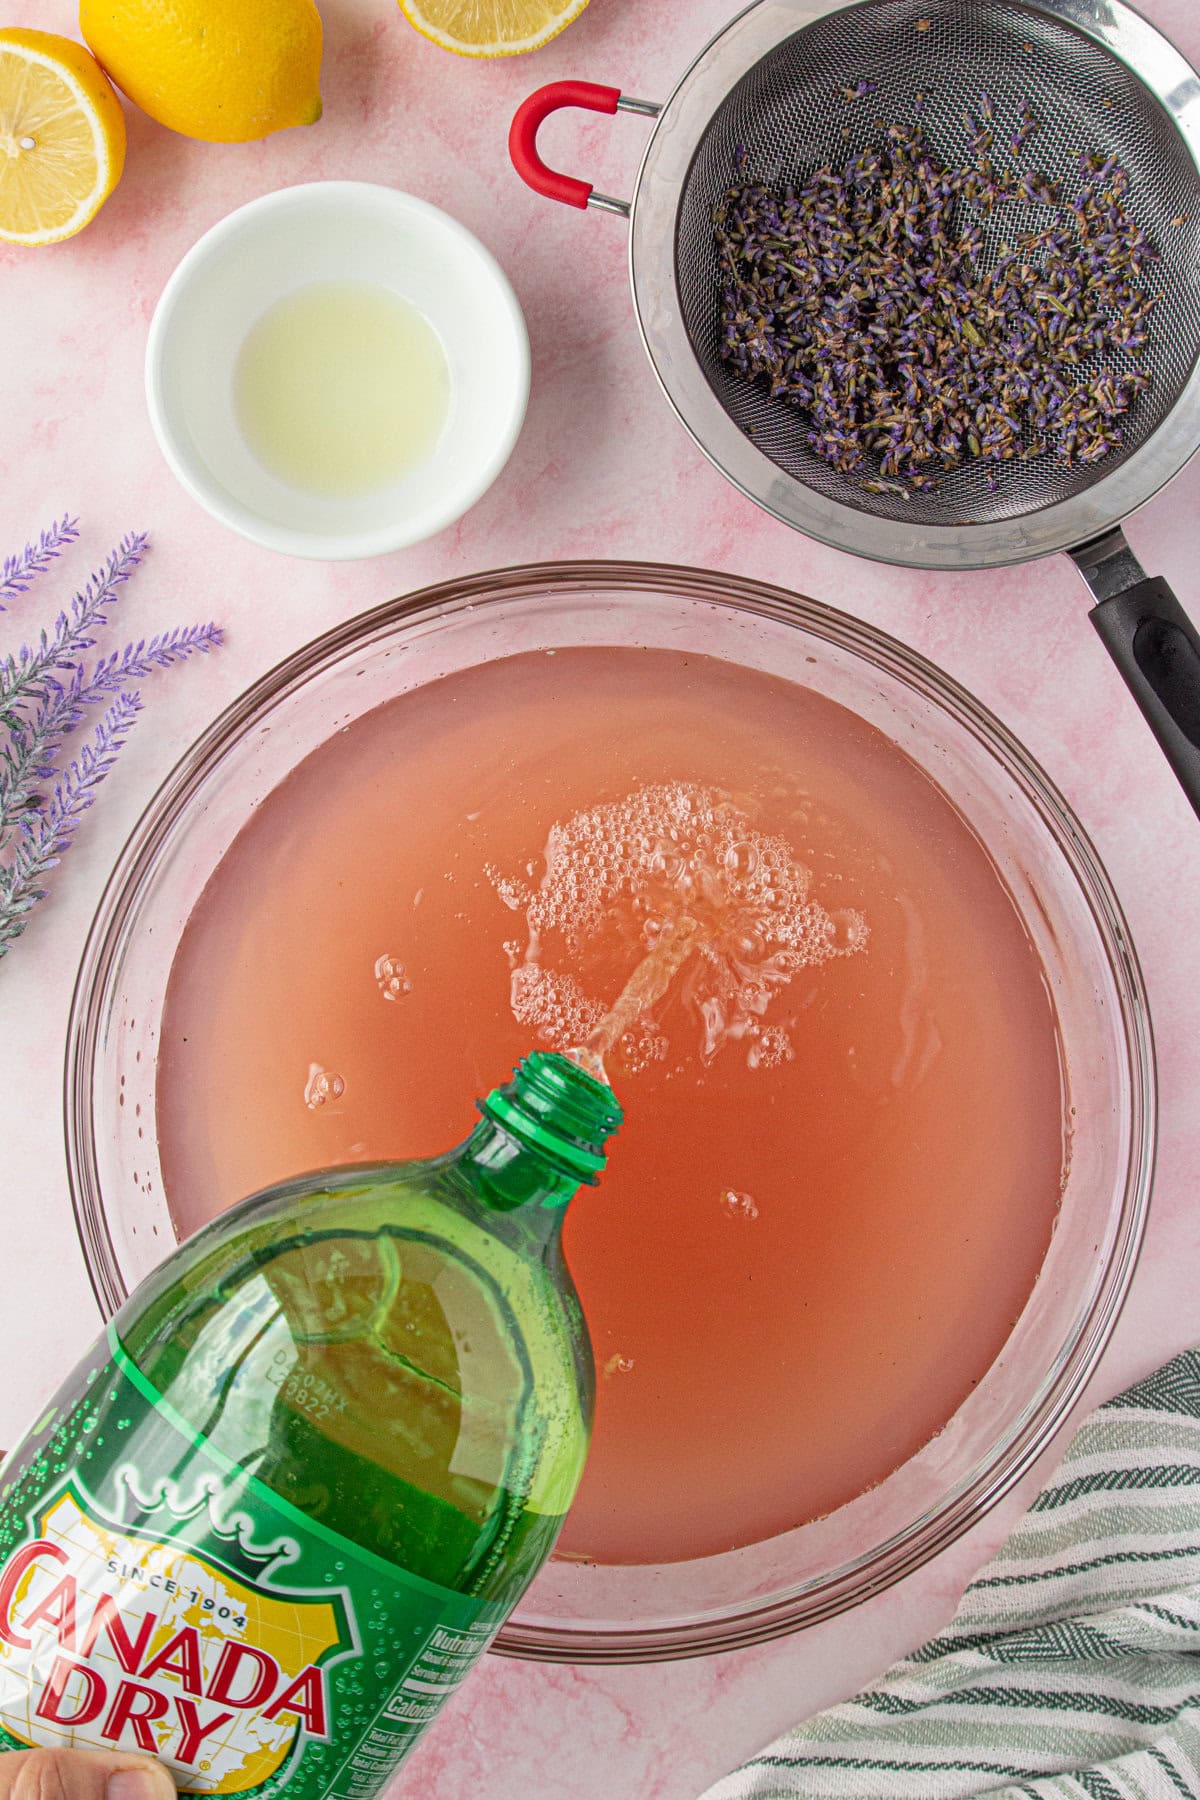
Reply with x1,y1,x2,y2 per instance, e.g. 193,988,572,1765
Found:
234,282,450,498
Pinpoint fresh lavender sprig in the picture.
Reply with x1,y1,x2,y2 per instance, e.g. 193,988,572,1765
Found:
0,693,142,955
0,622,222,850
0,532,147,718
0,525,223,959
0,515,79,612
82,622,225,694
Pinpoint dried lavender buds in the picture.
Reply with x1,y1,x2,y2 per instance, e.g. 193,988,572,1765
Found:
714,108,1157,495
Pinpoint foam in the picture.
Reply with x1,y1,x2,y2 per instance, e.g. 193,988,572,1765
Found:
489,782,867,1071
508,963,603,1045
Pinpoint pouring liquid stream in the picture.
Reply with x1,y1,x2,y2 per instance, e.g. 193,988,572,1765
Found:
567,915,706,1084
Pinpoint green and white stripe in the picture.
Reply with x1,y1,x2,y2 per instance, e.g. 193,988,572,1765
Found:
701,1350,1200,1800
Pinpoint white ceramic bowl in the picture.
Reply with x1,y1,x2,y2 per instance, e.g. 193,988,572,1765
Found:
145,182,530,560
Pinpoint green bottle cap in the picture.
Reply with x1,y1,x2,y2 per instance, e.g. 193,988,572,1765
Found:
479,1051,623,1184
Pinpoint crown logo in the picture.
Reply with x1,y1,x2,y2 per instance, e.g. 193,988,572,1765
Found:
102,1464,300,1587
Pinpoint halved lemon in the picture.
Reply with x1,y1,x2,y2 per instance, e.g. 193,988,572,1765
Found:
397,0,589,58
0,28,125,246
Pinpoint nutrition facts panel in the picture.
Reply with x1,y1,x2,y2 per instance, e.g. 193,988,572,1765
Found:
325,1621,500,1799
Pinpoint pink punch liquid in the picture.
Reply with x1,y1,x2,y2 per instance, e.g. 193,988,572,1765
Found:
156,646,1065,1565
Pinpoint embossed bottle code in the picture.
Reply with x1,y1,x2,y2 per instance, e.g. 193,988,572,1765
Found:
266,1355,347,1427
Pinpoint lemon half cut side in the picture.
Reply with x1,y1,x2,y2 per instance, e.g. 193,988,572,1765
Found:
0,28,125,246
397,0,590,58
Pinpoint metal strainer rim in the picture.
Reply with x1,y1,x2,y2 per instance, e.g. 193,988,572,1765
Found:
628,0,1200,570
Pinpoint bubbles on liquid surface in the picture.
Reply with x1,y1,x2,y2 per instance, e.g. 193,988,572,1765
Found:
619,1018,669,1075
604,1353,636,1376
304,1063,346,1109
486,866,531,913
748,1024,795,1071
374,953,412,1001
720,1189,759,1221
825,909,869,953
509,964,603,1045
487,781,867,1070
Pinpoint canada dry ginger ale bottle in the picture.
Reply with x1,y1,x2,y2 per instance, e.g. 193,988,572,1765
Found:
0,1052,622,1796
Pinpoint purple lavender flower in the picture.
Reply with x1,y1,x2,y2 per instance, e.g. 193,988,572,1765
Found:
0,516,78,612
0,527,222,957
713,99,1157,494
0,694,143,951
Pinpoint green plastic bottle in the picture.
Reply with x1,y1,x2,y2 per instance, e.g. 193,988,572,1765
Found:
0,1052,621,1797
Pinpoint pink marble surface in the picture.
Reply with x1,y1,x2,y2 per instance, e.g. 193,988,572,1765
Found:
2,0,1199,1794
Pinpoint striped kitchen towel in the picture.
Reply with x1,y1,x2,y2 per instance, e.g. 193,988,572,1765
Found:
701,1348,1200,1800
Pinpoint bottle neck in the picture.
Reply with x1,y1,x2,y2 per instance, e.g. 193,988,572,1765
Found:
457,1116,584,1215
459,1051,624,1222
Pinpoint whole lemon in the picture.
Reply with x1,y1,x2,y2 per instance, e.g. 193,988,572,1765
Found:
79,0,323,143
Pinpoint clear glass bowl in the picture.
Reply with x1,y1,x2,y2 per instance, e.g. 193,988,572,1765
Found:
65,561,1154,1663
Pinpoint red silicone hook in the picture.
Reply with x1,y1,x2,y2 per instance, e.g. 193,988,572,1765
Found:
509,81,622,210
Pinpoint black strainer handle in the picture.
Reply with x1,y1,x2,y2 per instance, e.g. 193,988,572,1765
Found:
1071,528,1200,819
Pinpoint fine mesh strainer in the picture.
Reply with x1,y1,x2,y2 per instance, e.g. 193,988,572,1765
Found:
511,0,1200,816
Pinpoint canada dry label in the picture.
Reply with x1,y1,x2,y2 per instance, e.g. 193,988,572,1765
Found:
0,1328,506,1797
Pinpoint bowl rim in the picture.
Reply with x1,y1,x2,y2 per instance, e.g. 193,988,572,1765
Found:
143,180,532,561
64,558,1156,1662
